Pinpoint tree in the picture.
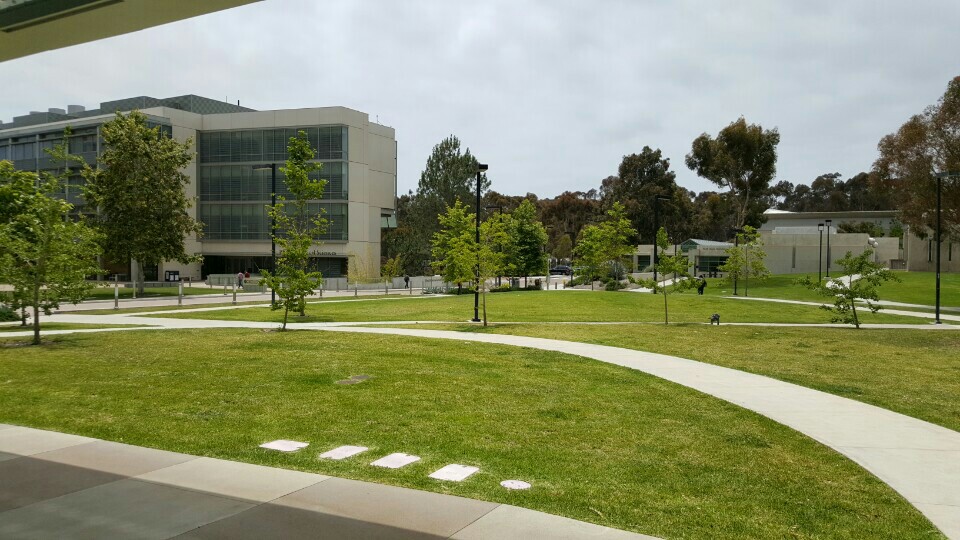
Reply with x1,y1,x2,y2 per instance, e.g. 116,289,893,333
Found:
471,215,510,326
874,77,960,240
430,200,475,288
508,199,548,286
259,131,327,330
82,111,201,293
647,227,693,324
718,226,770,296
797,250,899,329
0,147,102,345
686,117,781,229
573,202,637,282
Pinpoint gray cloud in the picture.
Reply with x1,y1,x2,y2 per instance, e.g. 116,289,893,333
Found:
2,0,958,198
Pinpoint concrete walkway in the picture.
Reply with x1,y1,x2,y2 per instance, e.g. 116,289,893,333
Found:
0,425,651,540
724,295,960,323
4,314,960,537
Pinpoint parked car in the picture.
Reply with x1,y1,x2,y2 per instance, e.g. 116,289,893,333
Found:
549,265,572,276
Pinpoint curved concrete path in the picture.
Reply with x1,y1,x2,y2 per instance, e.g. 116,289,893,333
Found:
4,315,960,537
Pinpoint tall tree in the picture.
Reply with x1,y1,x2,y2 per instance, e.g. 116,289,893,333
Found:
1,146,102,345
874,76,960,240
573,202,637,281
430,200,475,287
259,131,327,330
685,117,781,229
82,111,201,293
538,190,601,255
508,199,548,285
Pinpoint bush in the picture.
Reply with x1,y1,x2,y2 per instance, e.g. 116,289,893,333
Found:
605,280,625,291
0,304,20,322
490,283,513,293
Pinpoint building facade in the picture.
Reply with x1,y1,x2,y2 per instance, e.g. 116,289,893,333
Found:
0,94,397,280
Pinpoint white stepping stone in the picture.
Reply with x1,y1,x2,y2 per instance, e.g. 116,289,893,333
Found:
259,440,309,452
370,452,420,469
429,464,479,482
500,479,531,490
319,445,368,460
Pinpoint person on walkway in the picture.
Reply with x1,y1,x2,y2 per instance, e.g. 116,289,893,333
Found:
697,275,707,295
404,275,410,289
237,271,245,290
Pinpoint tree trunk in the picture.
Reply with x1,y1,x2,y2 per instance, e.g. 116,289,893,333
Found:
851,301,860,329
137,265,146,296
663,288,669,325
482,287,487,327
282,304,289,331
32,287,40,345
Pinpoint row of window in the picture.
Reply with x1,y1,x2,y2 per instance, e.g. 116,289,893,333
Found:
197,126,347,163
199,202,348,241
198,163,347,202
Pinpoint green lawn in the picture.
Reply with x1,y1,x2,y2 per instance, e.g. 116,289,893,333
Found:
0,323,145,333
83,285,244,300
0,329,940,539
154,290,927,325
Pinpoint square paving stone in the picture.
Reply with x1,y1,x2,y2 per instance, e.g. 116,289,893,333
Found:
0,478,254,540
175,500,446,540
451,504,656,540
370,452,420,469
0,427,94,456
34,440,196,477
268,477,498,537
136,457,328,503
0,456,126,512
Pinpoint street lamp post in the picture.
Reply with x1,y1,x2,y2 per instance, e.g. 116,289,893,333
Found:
817,223,824,282
825,219,832,278
472,164,488,323
933,171,959,324
652,195,670,294
253,163,278,305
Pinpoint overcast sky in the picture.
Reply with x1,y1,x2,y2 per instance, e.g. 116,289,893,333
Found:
1,0,958,198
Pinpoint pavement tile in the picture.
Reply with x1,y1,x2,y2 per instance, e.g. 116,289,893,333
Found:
33,440,197,476
451,504,656,539
136,456,328,503
0,427,94,456
175,501,445,540
0,457,124,512
0,479,253,540
270,477,498,537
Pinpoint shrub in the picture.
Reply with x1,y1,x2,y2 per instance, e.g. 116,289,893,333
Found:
605,280,625,291
0,304,20,322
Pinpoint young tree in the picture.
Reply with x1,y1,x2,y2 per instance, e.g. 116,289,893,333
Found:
647,227,693,324
685,117,781,229
508,199,548,286
431,200,475,289
718,226,770,296
460,216,510,326
259,131,327,330
873,76,960,240
573,202,637,283
82,111,202,294
797,250,899,329
0,149,102,345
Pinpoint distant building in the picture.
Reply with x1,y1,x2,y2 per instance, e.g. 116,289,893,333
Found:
0,94,398,280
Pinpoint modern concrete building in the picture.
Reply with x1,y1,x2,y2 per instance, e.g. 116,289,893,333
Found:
0,94,398,280
0,0,260,62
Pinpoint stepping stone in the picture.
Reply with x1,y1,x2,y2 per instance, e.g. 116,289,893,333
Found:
429,464,478,482
259,440,309,452
370,452,420,469
500,479,531,490
319,445,368,460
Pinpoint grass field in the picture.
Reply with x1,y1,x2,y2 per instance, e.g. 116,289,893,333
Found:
0,329,940,539
153,290,929,326
0,323,145,333
83,285,246,300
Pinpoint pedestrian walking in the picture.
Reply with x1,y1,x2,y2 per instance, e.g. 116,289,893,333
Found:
237,271,245,290
697,275,707,295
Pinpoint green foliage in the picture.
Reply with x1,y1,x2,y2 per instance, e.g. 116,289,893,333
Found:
837,221,885,237
381,255,404,280
719,226,770,295
685,117,781,229
0,142,103,345
796,250,900,329
508,199,548,278
0,304,19,322
258,131,327,330
431,201,476,285
574,202,637,280
646,227,694,324
82,111,201,291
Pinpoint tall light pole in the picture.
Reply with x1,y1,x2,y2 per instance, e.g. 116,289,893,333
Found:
253,163,277,304
472,163,488,323
825,219,832,278
817,222,824,282
933,171,958,324
652,195,670,294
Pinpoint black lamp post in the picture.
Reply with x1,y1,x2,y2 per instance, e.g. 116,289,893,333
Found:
933,171,958,324
253,163,278,304
652,195,670,294
472,164,488,323
825,219,832,278
817,222,824,282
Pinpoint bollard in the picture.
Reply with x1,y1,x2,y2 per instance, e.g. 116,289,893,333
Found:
223,284,227,296
178,281,183,307
354,283,358,297
114,283,119,310
385,281,388,295
336,279,340,292
232,283,237,305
